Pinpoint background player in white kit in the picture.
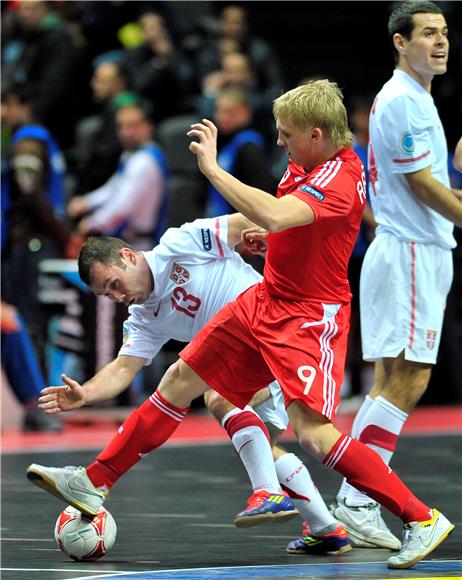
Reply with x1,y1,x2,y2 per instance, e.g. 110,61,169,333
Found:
32,212,350,555
332,0,462,550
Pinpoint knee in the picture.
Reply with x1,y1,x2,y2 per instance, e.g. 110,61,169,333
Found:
294,427,324,460
157,359,206,408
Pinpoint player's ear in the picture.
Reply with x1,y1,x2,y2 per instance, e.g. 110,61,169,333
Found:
393,33,406,56
311,127,322,141
119,247,137,264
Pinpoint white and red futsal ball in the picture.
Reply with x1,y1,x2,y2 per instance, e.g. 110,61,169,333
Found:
54,505,117,561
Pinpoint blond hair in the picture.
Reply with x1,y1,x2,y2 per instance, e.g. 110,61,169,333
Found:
273,80,354,148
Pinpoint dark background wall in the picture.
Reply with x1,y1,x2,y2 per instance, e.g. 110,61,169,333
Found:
236,0,462,150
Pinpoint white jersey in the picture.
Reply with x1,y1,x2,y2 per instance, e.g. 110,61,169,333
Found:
368,69,455,250
119,216,262,364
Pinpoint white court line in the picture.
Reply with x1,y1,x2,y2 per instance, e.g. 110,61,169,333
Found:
17,559,458,580
0,537,53,541
0,569,126,575
3,559,462,580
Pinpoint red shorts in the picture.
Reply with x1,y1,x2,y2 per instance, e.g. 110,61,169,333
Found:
180,282,350,420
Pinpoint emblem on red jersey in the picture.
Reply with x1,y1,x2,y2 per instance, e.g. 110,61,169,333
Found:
425,329,437,350
170,263,190,285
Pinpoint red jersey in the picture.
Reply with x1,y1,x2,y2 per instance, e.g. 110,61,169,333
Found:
264,148,366,303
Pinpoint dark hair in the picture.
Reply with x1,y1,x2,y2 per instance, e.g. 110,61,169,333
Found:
78,236,138,286
114,95,155,123
1,82,36,105
388,1,444,63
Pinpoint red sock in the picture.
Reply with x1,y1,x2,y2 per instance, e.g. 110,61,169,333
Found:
86,391,188,489
323,434,431,523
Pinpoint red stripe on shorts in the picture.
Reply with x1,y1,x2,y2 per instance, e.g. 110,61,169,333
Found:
408,242,416,349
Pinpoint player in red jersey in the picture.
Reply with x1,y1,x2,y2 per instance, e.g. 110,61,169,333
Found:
27,80,453,569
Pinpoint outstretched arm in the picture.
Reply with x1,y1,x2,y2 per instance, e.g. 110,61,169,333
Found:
188,119,313,232
38,355,146,414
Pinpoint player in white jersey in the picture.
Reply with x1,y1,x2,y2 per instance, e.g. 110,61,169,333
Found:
332,1,462,559
32,213,350,554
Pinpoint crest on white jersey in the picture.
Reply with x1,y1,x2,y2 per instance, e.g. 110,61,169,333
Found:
170,263,190,285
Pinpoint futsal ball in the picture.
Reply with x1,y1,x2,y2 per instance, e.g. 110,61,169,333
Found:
54,506,117,561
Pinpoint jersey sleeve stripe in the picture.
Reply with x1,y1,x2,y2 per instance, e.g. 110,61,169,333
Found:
317,160,343,188
310,160,334,185
214,217,225,257
392,150,430,164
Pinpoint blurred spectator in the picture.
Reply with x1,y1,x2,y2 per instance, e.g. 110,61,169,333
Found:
72,60,132,194
200,51,257,117
195,4,284,119
1,135,71,367
2,0,81,149
206,86,274,218
122,9,185,122
1,83,67,242
68,101,169,250
1,301,62,432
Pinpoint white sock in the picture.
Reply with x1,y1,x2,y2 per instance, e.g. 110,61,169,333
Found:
342,395,408,507
275,453,336,534
222,406,282,493
337,395,374,500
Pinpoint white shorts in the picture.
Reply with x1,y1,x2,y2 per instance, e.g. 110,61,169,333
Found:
360,233,453,364
253,381,289,431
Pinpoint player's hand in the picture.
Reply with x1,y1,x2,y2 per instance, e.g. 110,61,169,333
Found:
38,374,86,414
242,227,268,256
187,119,219,177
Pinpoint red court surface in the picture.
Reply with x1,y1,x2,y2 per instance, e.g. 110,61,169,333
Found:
2,405,461,454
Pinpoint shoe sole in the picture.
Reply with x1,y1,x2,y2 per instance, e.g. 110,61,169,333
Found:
234,509,299,528
287,543,353,555
26,467,99,517
387,524,455,569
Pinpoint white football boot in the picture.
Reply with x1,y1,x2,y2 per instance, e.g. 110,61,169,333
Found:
387,509,454,569
330,498,401,550
27,464,105,516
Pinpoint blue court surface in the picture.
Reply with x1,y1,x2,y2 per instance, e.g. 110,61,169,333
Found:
2,431,461,580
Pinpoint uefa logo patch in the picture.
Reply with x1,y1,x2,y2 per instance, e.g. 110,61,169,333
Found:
298,184,325,201
400,131,415,155
201,228,212,251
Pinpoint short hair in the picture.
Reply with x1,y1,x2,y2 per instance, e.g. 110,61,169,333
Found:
1,82,36,105
388,1,444,63
78,236,138,286
114,95,155,123
273,79,354,148
217,86,251,107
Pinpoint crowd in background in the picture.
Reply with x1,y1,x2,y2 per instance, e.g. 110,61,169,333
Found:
1,0,461,430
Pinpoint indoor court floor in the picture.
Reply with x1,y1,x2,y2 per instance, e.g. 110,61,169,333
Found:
1,407,461,580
